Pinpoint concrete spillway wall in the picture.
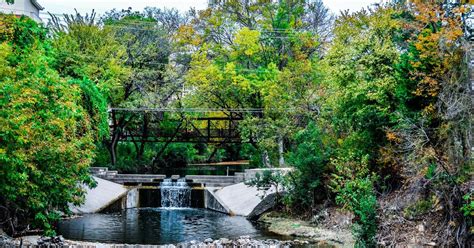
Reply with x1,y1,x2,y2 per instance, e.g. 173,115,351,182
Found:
74,177,277,218
78,168,290,216
70,176,128,214
204,183,278,217
204,187,231,214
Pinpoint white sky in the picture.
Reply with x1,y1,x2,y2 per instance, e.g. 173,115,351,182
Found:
39,0,380,17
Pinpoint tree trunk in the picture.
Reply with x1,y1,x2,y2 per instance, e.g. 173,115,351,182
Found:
278,135,285,167
107,136,118,166
262,151,271,168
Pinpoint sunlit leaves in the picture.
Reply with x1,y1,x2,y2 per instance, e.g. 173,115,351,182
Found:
324,7,401,140
0,14,97,235
404,2,466,116
52,23,131,106
232,27,261,57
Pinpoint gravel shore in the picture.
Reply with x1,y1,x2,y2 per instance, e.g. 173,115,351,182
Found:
0,234,328,247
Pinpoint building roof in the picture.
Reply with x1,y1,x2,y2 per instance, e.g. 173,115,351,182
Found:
30,0,44,10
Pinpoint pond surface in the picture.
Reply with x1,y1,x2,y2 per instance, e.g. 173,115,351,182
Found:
58,208,285,245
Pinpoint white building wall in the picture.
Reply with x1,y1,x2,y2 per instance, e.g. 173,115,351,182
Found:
0,0,42,22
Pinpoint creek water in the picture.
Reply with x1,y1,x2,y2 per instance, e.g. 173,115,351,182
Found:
57,208,285,245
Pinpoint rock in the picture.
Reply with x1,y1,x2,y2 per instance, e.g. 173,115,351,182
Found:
0,231,11,247
219,238,230,244
175,243,187,248
247,193,279,220
311,209,329,225
236,239,244,244
204,238,213,243
305,231,317,237
417,224,425,232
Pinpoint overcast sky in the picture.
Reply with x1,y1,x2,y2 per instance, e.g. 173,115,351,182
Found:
39,0,381,18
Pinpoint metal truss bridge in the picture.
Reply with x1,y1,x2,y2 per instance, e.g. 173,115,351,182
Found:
108,108,270,144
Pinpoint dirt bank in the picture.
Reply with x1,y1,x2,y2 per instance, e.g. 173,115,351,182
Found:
258,210,354,248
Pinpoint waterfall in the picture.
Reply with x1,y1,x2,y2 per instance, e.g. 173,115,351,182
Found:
160,178,191,208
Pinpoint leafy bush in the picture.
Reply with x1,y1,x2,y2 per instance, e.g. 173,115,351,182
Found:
284,122,333,212
94,142,200,173
331,153,378,248
461,192,473,217
337,176,378,248
153,143,198,168
246,170,284,200
461,192,473,234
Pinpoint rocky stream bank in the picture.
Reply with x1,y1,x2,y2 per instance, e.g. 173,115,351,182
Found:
256,211,354,248
0,234,332,247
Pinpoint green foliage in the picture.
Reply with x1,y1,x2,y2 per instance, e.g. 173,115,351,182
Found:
0,15,97,235
75,79,109,139
403,197,434,220
461,192,473,217
102,9,180,108
334,175,378,247
94,141,234,174
461,192,473,235
153,143,199,168
0,1,470,245
246,170,284,200
247,170,283,189
330,152,377,247
346,178,377,248
323,7,402,161
180,0,324,166
284,122,333,212
425,163,437,180
51,17,131,106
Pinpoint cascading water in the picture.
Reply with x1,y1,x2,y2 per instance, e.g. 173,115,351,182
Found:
160,178,191,208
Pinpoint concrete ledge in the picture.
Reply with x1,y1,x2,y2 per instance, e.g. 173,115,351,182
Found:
71,176,128,214
210,183,276,217
204,187,231,214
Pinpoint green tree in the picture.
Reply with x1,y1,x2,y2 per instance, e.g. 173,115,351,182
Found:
182,0,327,166
50,11,131,106
50,11,132,165
322,6,403,246
322,7,402,161
0,15,98,235
284,121,334,213
100,8,187,162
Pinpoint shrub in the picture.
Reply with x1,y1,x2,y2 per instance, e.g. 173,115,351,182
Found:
331,153,378,248
246,170,285,201
284,122,333,212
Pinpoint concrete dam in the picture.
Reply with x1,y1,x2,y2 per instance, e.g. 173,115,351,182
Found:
72,167,291,218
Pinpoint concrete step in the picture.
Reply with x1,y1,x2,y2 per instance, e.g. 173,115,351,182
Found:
109,178,155,183
187,177,237,180
185,175,237,180
113,174,166,179
203,182,237,187
189,178,237,183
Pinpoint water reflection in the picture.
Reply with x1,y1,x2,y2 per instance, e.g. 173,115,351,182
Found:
58,208,282,245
